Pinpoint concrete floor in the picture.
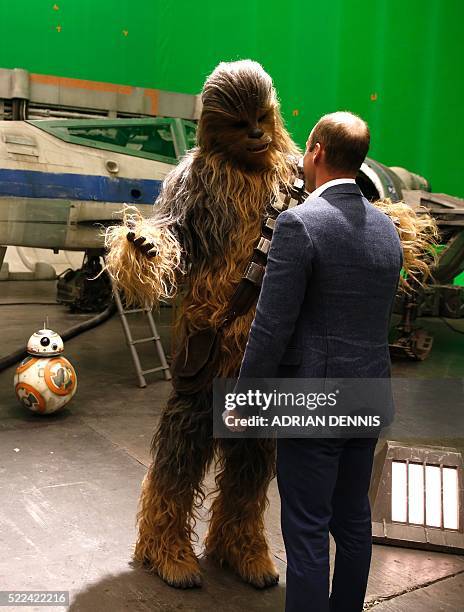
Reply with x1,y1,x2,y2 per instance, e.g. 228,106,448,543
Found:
0,280,463,612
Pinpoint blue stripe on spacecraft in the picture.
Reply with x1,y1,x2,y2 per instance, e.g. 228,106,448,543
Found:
0,168,162,204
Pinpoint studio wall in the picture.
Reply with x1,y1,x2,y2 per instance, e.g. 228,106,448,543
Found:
1,0,463,197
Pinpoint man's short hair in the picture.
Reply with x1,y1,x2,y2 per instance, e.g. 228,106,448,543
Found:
308,111,370,173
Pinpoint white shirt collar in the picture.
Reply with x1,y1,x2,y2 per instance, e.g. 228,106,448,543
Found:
310,178,356,199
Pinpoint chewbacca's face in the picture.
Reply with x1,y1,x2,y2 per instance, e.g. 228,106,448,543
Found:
197,61,280,170
201,105,276,169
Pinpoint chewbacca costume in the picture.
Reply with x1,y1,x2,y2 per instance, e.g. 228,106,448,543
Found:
105,60,437,589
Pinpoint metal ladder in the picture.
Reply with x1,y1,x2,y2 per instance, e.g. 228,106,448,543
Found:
111,280,172,388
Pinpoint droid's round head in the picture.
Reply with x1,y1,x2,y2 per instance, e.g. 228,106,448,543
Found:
27,328,64,357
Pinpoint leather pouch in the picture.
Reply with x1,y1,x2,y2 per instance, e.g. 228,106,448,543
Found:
170,327,221,394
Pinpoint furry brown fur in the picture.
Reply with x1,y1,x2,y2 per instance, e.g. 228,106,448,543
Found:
372,198,439,289
107,60,293,589
104,60,438,589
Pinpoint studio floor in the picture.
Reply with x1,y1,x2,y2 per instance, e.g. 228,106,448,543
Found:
0,280,463,612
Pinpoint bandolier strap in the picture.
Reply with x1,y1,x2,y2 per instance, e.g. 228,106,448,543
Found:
221,170,307,328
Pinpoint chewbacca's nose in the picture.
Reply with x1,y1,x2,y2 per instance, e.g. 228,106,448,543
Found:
249,128,264,139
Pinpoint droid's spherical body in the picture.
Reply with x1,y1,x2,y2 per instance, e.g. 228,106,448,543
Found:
14,328,77,414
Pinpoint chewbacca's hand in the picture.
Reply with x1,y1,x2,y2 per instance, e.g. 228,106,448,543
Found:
126,219,158,258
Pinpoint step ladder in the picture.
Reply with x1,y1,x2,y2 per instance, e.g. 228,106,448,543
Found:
111,280,172,388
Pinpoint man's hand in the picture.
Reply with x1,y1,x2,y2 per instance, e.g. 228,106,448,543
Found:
222,408,247,433
126,219,158,258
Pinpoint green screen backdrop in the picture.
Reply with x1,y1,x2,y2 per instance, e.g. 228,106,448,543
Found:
1,0,463,197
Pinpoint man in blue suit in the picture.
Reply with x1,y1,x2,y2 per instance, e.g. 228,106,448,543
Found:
232,112,403,611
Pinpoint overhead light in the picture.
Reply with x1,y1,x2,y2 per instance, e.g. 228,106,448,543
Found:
370,441,463,553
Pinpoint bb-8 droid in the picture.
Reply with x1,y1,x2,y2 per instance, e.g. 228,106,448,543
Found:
14,327,77,414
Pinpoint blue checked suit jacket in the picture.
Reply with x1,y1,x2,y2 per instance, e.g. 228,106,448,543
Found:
237,183,403,385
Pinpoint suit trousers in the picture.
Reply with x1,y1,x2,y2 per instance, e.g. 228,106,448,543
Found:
276,436,378,612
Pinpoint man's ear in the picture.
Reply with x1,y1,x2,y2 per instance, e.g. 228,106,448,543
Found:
313,142,322,165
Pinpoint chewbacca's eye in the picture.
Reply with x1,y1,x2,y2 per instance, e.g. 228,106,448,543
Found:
258,113,268,122
234,120,248,129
